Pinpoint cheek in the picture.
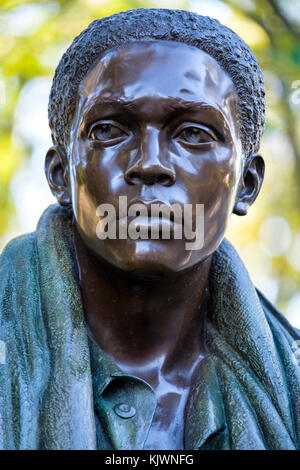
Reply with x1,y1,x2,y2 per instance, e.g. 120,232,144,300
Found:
202,164,239,213
202,150,241,243
182,145,241,203
70,144,124,201
181,146,241,238
69,144,101,233
69,167,98,240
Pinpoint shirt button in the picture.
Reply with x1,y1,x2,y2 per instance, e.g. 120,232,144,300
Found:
114,403,136,419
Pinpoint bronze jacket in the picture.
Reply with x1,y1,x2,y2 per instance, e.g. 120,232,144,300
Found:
0,204,299,449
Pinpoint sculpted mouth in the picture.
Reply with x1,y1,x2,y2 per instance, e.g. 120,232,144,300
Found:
118,200,183,238
118,215,179,236
96,198,187,240
125,199,178,221
96,197,202,245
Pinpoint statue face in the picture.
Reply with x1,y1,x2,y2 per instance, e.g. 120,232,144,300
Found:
58,40,252,275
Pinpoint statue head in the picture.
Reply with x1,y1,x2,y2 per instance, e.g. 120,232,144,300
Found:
45,8,265,275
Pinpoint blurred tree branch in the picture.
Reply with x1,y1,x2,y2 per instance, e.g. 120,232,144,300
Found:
267,0,300,38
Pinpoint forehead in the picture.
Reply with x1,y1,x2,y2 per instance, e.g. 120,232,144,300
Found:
78,40,238,130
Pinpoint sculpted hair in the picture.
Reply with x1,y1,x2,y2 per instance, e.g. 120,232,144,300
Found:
48,8,266,158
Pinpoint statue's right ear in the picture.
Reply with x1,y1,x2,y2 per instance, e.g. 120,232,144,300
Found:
45,145,71,205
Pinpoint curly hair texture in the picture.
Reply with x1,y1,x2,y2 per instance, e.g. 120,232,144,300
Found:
48,8,266,158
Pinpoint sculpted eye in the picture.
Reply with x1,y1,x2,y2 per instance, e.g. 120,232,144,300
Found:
89,122,128,144
175,125,217,146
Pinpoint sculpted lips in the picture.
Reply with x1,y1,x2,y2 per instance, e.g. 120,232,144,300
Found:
118,216,178,237
96,199,184,238
120,200,182,238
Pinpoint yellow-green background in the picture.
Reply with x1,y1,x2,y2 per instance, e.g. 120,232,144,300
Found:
0,0,300,326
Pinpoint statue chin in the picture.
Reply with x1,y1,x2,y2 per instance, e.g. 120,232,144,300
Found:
75,220,223,278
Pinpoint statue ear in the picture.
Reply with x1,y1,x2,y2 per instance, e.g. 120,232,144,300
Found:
233,153,265,216
45,145,71,205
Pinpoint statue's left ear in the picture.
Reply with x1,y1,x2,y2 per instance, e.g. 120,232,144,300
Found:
45,145,71,205
233,153,265,216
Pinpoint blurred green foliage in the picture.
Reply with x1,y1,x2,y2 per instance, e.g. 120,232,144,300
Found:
0,0,300,319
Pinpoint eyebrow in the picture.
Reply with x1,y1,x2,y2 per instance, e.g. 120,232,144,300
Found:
81,96,231,134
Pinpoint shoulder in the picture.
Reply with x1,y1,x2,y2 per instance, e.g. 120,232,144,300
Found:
0,232,37,271
0,232,51,449
0,232,39,323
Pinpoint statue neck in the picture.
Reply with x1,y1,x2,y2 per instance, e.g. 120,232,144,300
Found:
72,222,211,387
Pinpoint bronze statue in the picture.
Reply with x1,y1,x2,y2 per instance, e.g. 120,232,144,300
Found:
0,8,299,450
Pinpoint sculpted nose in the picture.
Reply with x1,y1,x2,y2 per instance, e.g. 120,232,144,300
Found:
125,127,176,186
126,162,175,186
